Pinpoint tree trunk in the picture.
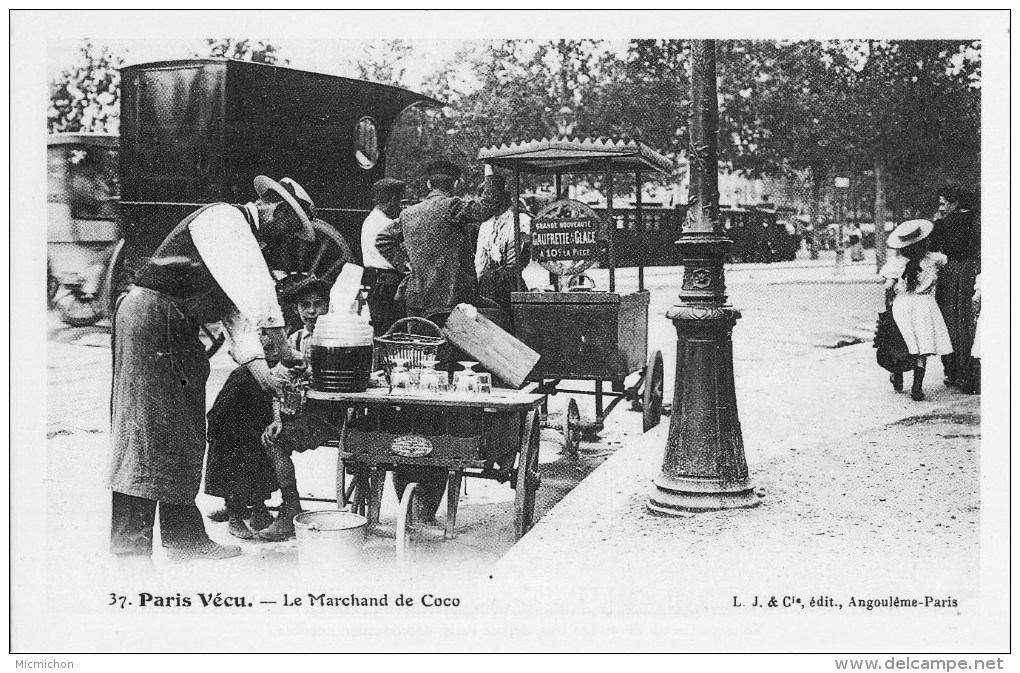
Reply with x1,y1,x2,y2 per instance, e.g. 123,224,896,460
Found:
874,159,887,272
809,170,820,260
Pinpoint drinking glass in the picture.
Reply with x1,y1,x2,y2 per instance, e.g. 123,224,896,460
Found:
474,373,492,395
453,371,477,394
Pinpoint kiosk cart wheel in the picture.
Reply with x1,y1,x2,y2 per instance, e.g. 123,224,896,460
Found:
514,410,541,540
562,397,581,457
396,482,421,567
642,350,665,432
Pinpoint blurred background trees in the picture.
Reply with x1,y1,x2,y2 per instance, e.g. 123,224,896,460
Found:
48,37,981,219
47,41,123,134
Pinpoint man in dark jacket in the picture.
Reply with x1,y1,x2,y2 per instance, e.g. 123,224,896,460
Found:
377,161,503,327
376,160,503,521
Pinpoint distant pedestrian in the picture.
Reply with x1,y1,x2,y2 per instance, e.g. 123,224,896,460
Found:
848,224,865,262
881,220,953,401
929,187,980,393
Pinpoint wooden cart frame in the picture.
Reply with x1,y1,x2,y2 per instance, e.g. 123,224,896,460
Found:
477,138,673,445
307,388,545,559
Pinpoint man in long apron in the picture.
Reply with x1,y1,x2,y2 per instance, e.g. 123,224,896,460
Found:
109,176,315,564
376,160,503,521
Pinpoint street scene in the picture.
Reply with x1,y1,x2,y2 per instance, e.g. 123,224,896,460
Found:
15,10,1006,658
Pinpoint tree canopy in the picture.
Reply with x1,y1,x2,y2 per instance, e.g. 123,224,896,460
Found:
47,38,981,218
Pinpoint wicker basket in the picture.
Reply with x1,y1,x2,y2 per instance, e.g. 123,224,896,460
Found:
373,317,446,370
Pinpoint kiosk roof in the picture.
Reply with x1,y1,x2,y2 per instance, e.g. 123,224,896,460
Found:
478,137,673,175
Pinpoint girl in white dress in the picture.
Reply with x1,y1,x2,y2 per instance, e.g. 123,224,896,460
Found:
880,219,954,401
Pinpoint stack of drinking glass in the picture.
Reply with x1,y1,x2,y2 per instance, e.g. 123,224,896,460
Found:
372,357,493,396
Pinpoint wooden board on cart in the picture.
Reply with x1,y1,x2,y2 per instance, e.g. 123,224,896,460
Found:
442,304,540,388
511,289,649,381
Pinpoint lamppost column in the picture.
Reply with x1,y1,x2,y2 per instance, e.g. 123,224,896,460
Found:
648,39,760,514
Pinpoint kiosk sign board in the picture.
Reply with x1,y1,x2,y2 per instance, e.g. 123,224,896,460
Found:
531,215,599,262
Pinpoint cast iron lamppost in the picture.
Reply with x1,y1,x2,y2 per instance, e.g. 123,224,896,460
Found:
554,104,576,138
648,40,760,514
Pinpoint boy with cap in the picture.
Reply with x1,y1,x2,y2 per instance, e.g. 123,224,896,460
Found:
258,273,339,541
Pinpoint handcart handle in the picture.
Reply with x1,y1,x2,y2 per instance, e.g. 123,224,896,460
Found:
384,316,444,339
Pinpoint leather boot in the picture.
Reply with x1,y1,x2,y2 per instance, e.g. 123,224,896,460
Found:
942,355,957,387
248,502,274,532
890,372,904,392
911,366,926,401
226,497,254,540
257,488,303,542
160,502,241,562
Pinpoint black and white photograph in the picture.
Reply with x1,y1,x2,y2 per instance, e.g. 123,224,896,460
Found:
10,8,1011,663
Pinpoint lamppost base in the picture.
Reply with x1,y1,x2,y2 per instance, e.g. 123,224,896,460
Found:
647,477,760,515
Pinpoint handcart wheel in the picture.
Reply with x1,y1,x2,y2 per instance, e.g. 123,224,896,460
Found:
396,482,421,567
642,350,665,433
562,397,581,457
513,411,541,540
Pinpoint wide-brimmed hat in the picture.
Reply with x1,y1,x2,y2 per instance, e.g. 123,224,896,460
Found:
887,219,934,249
253,175,316,242
276,272,331,303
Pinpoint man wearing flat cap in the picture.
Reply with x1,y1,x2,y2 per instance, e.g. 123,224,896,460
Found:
376,159,504,521
109,175,317,564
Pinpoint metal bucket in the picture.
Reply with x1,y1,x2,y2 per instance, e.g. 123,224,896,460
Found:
293,510,368,572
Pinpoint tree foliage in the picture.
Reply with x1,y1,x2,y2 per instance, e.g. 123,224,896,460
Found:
717,39,980,217
48,41,123,134
350,39,413,86
200,38,288,65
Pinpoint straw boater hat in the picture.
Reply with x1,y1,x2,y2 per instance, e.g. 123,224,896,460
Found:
887,219,935,249
253,175,316,242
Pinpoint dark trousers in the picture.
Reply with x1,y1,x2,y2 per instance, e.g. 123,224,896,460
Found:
364,268,405,337
110,491,211,556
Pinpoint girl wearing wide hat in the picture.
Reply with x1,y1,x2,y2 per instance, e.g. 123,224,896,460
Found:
880,219,954,401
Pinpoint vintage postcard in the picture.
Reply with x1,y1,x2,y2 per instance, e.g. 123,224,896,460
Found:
10,8,1011,661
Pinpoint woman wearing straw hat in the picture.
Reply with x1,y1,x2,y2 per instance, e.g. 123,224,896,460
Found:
109,175,317,564
879,219,954,401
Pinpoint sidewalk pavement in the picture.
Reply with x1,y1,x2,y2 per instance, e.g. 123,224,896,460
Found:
491,342,981,624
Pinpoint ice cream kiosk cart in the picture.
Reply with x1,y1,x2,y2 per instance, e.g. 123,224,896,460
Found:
477,138,673,450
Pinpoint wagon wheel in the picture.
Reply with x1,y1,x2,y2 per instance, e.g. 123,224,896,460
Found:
562,397,581,457
642,350,665,433
104,238,228,357
396,482,421,568
262,218,353,330
513,410,541,540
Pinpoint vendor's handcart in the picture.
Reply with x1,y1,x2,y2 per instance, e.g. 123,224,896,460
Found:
306,387,544,563
478,138,673,451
